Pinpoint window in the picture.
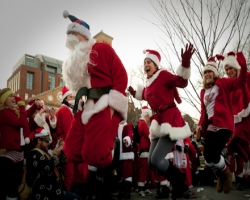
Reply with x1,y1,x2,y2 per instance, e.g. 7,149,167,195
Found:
25,56,34,67
32,94,35,97
60,78,64,86
26,72,34,90
48,73,55,90
47,66,56,73
25,93,28,100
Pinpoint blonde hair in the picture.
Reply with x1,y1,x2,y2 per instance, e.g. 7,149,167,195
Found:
202,73,219,89
0,88,12,111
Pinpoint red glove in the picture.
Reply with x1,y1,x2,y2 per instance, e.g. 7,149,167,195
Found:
128,86,136,97
14,96,23,103
236,52,247,68
181,43,195,68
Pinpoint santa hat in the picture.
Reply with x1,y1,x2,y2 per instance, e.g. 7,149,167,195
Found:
216,52,240,75
202,56,219,77
143,49,161,67
26,99,44,110
63,10,91,39
62,86,72,101
141,106,152,118
25,128,50,144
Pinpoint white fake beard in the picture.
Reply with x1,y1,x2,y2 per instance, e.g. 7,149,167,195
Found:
62,35,96,94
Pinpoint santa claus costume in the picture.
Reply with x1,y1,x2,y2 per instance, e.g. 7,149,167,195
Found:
117,121,134,199
61,11,128,173
197,54,247,194
216,52,250,190
0,88,30,200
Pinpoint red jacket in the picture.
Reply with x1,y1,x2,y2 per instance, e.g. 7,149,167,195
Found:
0,106,30,150
138,118,150,158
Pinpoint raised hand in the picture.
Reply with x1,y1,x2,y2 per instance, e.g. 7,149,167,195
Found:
181,43,195,68
236,52,247,68
175,145,182,152
14,96,23,103
128,86,136,97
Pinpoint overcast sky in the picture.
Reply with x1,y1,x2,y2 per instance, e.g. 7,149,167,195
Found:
0,0,164,87
0,0,201,118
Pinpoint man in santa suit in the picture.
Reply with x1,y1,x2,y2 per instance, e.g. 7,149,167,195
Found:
61,10,128,178
117,120,134,199
128,45,195,199
216,52,250,190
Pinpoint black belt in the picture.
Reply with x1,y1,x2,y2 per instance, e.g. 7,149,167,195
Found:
153,102,176,114
73,86,111,114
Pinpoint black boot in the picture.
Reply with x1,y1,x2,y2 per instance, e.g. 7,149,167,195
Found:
123,181,132,199
236,175,244,191
156,185,169,199
155,182,161,197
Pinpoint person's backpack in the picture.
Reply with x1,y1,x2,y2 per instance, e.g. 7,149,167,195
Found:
132,124,140,147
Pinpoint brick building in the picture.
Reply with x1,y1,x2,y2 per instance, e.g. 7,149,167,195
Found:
6,31,113,108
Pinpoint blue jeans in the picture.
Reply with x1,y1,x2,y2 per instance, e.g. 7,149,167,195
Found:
63,191,79,200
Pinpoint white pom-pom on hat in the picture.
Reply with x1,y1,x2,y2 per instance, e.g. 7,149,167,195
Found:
63,10,69,18
25,137,30,144
143,49,147,54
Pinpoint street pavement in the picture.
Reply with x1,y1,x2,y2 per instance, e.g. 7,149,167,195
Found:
126,183,250,200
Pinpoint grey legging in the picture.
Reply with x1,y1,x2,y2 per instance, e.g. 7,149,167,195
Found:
148,136,176,173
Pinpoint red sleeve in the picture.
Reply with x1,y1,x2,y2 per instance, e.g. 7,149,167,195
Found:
59,107,73,140
26,103,37,118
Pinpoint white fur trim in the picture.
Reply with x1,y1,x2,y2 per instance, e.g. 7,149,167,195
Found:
146,69,162,87
82,95,108,124
67,22,91,39
120,152,134,160
141,109,152,118
138,182,145,187
160,180,170,186
165,152,174,159
149,120,192,140
140,152,149,158
202,64,219,77
223,55,241,70
145,54,160,67
234,102,250,123
176,64,191,79
123,136,131,147
49,116,57,129
35,129,49,138
125,177,132,182
63,10,69,18
135,84,144,100
88,165,97,171
109,89,128,120
34,113,46,127
25,137,30,144
62,90,72,101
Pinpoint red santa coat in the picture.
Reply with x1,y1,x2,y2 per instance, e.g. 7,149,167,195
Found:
135,68,192,141
118,122,134,160
0,106,30,150
64,42,128,168
55,105,73,141
138,118,150,158
198,65,247,134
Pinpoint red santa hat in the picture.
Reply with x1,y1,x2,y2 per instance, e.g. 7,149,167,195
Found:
62,86,72,101
202,56,219,77
141,106,152,118
143,49,161,67
25,128,50,144
216,51,240,76
63,10,91,39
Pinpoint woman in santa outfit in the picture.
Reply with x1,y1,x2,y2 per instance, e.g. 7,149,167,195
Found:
216,52,250,190
128,44,195,199
196,53,247,194
0,88,30,200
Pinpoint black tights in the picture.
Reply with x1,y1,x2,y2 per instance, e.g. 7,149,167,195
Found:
204,129,231,164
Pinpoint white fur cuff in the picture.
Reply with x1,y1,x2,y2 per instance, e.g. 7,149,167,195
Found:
135,84,144,100
176,64,191,80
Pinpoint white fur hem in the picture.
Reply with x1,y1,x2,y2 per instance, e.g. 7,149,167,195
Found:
176,64,191,80
88,165,97,171
150,120,192,140
234,103,250,123
140,152,149,158
123,136,131,147
160,180,170,186
109,89,128,120
120,152,134,160
138,182,145,187
165,152,174,159
135,84,144,100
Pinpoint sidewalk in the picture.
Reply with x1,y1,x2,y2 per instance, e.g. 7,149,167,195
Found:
128,184,250,200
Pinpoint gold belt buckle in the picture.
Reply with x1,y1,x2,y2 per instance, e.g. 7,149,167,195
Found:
0,149,6,153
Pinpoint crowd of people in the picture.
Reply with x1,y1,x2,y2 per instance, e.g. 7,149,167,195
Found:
0,10,250,200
